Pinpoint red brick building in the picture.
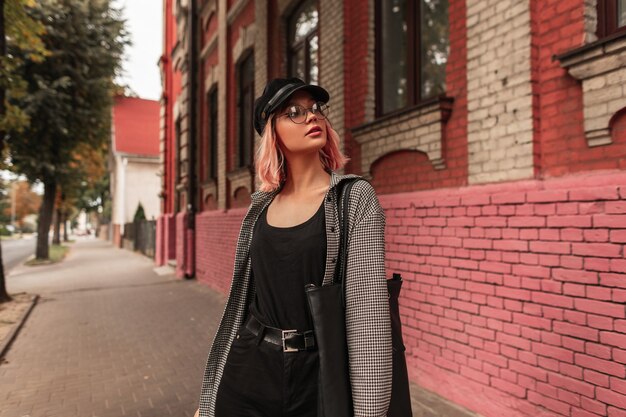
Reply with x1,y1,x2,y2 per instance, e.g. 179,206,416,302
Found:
158,1,626,416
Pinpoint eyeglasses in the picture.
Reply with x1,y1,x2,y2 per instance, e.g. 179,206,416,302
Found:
276,102,330,124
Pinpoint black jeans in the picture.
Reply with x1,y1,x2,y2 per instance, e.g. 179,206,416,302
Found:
215,318,319,417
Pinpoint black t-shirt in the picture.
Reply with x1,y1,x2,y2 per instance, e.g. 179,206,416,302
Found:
248,200,326,332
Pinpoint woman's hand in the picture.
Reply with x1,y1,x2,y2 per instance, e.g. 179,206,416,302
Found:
193,408,199,417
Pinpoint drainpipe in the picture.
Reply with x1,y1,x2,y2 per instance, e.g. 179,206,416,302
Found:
186,0,198,278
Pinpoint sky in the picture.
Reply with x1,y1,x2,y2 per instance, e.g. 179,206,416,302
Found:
115,0,163,101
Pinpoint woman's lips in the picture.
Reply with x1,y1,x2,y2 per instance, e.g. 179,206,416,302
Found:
307,128,322,136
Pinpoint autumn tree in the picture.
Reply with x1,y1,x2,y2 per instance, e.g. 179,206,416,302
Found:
9,0,128,259
0,0,47,302
2,180,41,228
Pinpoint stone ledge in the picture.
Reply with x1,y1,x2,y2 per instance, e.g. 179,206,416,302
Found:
351,96,454,178
555,31,626,147
227,166,254,198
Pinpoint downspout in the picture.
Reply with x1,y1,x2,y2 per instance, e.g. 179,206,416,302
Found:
186,0,198,278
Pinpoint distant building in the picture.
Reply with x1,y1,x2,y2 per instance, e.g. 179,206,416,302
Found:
109,96,161,247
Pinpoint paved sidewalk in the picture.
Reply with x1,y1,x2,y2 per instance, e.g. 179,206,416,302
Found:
0,238,480,417
0,239,224,417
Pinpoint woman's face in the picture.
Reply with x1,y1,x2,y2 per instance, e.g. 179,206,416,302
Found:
273,90,328,156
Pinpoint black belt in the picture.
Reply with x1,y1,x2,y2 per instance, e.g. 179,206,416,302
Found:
244,314,316,352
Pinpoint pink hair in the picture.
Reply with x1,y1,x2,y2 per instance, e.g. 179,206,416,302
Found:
255,114,349,192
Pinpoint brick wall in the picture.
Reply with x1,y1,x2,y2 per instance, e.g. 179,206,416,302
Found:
176,211,187,278
381,169,626,417
195,208,247,295
534,0,626,177
466,0,534,184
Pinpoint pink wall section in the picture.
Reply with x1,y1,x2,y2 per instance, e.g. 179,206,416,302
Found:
379,169,626,417
176,212,187,278
195,208,247,295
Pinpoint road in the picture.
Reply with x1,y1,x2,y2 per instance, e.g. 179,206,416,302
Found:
1,235,36,272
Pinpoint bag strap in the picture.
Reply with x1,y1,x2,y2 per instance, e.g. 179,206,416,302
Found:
333,178,364,307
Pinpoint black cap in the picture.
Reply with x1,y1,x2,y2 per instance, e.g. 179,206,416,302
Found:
253,77,330,135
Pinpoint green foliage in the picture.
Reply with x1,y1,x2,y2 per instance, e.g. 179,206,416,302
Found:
8,0,129,185
133,202,146,222
0,0,48,134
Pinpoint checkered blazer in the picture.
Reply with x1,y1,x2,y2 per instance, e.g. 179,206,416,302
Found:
198,171,393,417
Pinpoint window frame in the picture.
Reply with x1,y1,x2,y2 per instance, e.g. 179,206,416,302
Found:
236,50,255,169
287,0,320,84
598,0,626,38
205,87,218,181
374,0,449,118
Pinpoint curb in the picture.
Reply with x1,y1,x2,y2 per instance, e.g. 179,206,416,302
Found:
0,294,40,360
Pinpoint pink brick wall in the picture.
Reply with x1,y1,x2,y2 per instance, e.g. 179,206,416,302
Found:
176,211,187,278
164,213,176,262
155,216,165,266
380,170,626,417
195,208,247,295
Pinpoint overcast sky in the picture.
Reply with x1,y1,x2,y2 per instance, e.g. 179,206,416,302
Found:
115,0,163,101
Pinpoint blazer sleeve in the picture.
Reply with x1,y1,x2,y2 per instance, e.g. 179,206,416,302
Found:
344,184,393,417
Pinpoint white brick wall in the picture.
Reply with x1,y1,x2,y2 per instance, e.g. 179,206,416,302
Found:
466,0,534,184
320,0,345,164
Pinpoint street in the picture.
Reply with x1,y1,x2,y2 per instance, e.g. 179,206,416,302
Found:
0,239,224,417
2,236,36,273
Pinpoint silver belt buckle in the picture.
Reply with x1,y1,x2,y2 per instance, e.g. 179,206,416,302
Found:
282,329,298,352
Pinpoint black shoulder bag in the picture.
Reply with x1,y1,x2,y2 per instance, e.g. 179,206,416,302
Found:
305,178,413,417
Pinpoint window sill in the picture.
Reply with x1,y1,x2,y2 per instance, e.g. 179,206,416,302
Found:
555,30,626,147
201,179,217,208
226,166,254,198
350,96,454,176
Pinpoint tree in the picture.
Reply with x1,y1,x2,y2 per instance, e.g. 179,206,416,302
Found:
133,202,146,222
9,0,128,259
0,0,47,302
1,180,41,228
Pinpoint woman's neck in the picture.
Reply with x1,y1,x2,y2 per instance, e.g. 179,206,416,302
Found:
281,155,330,197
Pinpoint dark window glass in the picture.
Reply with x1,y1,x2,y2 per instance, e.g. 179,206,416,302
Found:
206,88,218,181
598,0,626,37
288,0,319,84
377,0,449,115
619,0,626,27
380,0,408,113
421,0,449,99
175,118,182,183
237,52,254,168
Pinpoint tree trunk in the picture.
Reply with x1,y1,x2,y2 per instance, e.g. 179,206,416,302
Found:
63,211,69,242
0,0,11,303
36,180,57,259
52,206,61,245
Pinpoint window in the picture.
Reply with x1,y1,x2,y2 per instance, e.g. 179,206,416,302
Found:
237,52,254,168
598,0,626,38
205,88,218,181
175,117,182,183
288,0,319,84
376,0,449,116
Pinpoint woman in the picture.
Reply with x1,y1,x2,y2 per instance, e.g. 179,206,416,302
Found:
195,77,392,417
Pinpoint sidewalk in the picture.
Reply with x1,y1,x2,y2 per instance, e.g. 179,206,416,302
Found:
0,238,480,417
0,239,224,417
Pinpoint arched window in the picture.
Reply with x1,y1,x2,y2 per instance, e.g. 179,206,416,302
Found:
288,0,319,84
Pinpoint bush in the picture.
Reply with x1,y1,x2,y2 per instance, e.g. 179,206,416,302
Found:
133,202,146,222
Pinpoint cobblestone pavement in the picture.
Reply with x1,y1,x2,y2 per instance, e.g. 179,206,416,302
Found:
0,239,224,417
